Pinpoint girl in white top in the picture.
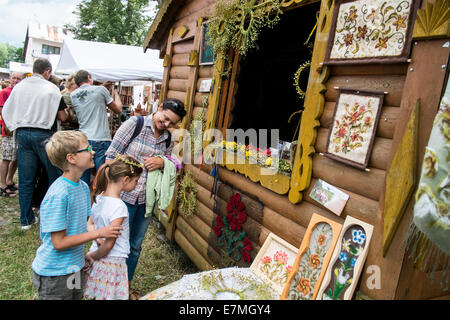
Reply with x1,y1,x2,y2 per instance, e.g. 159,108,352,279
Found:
84,154,143,300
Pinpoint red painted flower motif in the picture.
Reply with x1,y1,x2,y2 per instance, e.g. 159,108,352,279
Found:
214,215,223,237
344,33,353,46
226,193,247,231
274,250,288,265
337,126,347,138
261,256,272,264
241,236,253,263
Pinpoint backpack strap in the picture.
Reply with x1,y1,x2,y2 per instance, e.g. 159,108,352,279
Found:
124,116,144,151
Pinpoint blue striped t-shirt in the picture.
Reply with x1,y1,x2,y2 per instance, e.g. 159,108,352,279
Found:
32,177,91,276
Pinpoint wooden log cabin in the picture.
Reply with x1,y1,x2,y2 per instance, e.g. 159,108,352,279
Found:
143,0,450,299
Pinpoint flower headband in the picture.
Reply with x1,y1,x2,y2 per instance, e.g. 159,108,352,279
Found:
115,154,143,174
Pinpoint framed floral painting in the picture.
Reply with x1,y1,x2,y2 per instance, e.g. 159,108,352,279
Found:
250,232,298,295
324,89,384,170
199,22,214,65
317,216,374,300
281,213,342,300
323,0,420,65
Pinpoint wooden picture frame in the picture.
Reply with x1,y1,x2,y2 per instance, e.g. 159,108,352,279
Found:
250,232,298,295
317,215,374,300
199,22,214,65
323,0,420,65
281,213,342,300
324,88,384,170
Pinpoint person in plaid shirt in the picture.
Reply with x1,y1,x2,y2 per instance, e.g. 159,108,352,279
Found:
104,98,186,299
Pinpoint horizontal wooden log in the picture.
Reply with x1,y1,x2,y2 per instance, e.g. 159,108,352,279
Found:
174,229,211,271
176,215,221,267
263,207,304,248
315,127,392,170
167,90,186,102
168,79,188,92
312,153,385,202
192,106,208,121
320,102,400,139
154,208,169,229
259,226,271,247
194,92,210,106
325,75,406,107
172,40,193,54
331,64,408,76
171,21,197,44
169,66,190,79
304,178,379,225
172,53,190,66
198,66,213,78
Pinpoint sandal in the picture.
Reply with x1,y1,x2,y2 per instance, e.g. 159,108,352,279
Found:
0,187,16,198
6,183,18,192
129,290,140,300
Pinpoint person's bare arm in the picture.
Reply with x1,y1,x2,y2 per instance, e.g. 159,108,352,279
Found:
87,217,124,261
50,224,122,251
107,89,122,114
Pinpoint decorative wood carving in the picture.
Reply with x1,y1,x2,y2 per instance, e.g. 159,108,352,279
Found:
188,50,198,67
288,0,334,204
281,213,342,300
177,25,189,38
159,28,174,103
413,0,450,39
382,100,419,256
317,215,374,300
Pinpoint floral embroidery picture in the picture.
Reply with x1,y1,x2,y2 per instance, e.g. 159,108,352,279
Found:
324,0,419,64
320,226,367,300
250,233,298,295
286,223,333,300
325,89,384,170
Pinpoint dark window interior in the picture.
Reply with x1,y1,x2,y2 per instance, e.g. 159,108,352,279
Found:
229,3,320,144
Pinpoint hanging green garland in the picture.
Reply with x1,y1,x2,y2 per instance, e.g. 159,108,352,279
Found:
177,171,197,218
207,0,283,60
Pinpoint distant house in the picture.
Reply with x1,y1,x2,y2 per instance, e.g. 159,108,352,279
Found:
22,22,74,68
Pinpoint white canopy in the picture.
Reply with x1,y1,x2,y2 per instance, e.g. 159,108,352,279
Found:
55,38,163,81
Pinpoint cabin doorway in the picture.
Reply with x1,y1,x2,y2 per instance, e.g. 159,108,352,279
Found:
227,3,320,145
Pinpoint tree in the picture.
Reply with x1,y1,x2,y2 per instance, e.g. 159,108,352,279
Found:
66,0,157,46
0,43,24,68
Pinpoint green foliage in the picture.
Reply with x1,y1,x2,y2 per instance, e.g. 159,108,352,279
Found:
66,0,157,46
0,43,24,68
207,0,283,58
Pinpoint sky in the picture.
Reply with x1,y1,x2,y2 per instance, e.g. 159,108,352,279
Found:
0,0,78,47
0,0,158,48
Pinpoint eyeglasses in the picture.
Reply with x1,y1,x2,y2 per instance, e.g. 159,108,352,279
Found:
74,145,92,154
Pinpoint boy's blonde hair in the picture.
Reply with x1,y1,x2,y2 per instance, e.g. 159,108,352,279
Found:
46,130,88,171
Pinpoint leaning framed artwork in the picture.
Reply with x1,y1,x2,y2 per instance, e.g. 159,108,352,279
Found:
250,232,298,295
324,88,384,170
323,0,420,65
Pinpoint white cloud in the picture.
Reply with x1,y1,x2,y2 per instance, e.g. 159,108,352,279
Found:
0,0,77,47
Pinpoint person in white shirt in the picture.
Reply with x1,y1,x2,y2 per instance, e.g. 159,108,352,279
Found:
84,154,143,300
2,58,69,229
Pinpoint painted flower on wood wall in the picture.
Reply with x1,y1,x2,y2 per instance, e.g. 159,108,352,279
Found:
215,193,253,263
331,101,374,155
288,223,333,300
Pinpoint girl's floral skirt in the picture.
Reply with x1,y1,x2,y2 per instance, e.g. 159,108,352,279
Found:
84,256,128,300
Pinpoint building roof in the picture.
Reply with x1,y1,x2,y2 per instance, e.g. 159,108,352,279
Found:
142,0,185,52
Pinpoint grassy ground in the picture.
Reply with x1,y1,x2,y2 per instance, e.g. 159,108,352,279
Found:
0,183,198,300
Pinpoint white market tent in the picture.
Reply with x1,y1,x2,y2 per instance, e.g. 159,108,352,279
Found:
55,38,163,81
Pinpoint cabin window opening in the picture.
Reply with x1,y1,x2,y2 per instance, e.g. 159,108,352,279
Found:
227,4,319,155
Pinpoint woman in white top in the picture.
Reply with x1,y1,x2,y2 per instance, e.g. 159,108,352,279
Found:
84,154,143,300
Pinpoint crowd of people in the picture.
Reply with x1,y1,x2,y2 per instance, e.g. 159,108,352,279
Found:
0,57,186,300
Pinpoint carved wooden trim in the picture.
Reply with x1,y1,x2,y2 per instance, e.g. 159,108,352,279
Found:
413,0,450,39
188,50,198,67
382,100,419,256
159,28,174,104
288,0,333,204
177,25,189,38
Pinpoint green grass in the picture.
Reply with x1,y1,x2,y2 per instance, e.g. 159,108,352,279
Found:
0,193,198,300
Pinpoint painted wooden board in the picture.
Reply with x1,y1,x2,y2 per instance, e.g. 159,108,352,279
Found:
250,232,298,295
317,215,374,300
281,213,342,300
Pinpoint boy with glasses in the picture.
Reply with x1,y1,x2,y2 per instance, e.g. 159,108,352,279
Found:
32,130,123,300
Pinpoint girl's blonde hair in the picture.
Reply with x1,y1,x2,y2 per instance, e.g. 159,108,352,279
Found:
93,155,143,202
45,130,88,171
